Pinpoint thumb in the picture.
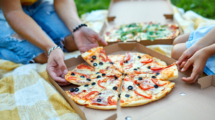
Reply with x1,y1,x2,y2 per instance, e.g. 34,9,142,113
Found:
56,57,68,75
95,34,107,46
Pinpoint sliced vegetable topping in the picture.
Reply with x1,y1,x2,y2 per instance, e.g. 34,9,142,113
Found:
108,96,117,105
134,90,152,99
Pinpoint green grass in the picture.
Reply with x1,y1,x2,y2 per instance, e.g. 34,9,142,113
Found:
171,0,215,19
74,0,215,19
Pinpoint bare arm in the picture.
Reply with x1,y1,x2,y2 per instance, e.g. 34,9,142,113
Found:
53,0,81,32
0,0,56,53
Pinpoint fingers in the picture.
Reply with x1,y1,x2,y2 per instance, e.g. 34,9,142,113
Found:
182,64,201,83
181,59,193,72
95,34,108,46
179,61,187,70
176,53,188,66
57,81,71,86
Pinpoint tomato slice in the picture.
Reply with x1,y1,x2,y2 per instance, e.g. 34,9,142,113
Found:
99,69,105,74
151,63,176,71
134,90,152,99
134,71,141,74
139,84,154,90
126,63,133,69
120,60,124,66
170,25,178,29
126,53,131,61
68,76,77,80
85,91,99,100
141,59,153,64
98,80,105,88
120,100,124,103
108,96,117,105
124,77,131,81
77,64,92,69
151,79,167,86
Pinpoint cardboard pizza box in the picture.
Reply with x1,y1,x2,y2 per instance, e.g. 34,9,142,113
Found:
49,43,215,120
99,0,183,46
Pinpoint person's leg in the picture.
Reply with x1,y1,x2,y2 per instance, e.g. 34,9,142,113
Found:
171,43,187,60
31,1,78,53
173,33,190,45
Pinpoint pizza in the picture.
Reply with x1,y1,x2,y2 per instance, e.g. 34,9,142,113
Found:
104,22,179,42
65,47,178,110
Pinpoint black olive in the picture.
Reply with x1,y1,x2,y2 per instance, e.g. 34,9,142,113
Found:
124,60,128,63
93,63,97,66
134,68,137,71
84,84,89,87
113,86,117,90
91,60,93,62
102,73,106,76
110,62,114,64
152,76,156,79
147,66,151,69
128,86,133,90
71,72,75,76
118,94,121,98
74,88,79,92
92,55,96,59
137,56,141,59
97,99,102,102
138,77,143,80
137,67,140,69
97,75,101,78
99,62,103,65
156,72,160,75
125,94,130,98
80,75,85,78
70,88,75,92
96,72,100,74
91,82,96,85
122,73,124,76
87,78,91,81
154,85,158,88
125,73,128,76
114,76,118,80
98,93,102,95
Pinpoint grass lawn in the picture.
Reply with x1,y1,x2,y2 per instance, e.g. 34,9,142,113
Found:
74,0,215,19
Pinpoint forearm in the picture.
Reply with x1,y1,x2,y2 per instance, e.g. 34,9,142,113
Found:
5,10,56,53
195,27,215,49
54,0,82,32
202,43,215,58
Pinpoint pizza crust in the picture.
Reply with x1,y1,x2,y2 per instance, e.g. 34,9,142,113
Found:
85,104,117,110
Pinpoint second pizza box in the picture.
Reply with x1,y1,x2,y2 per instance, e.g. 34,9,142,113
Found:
49,43,215,120
99,0,183,46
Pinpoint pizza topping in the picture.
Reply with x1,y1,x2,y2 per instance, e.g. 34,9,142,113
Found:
125,94,130,98
96,72,100,74
102,73,106,76
75,88,79,92
91,60,93,62
92,55,96,59
128,86,133,90
98,80,105,88
134,90,152,99
80,75,85,78
84,84,89,87
97,75,101,78
137,56,141,59
93,63,97,66
87,78,91,81
77,64,92,69
114,76,118,80
141,59,153,64
70,88,75,92
156,72,160,75
97,99,102,102
151,79,167,86
134,68,137,71
154,85,158,88
99,62,103,65
85,91,99,100
147,66,151,69
113,86,117,90
125,73,128,76
151,76,156,79
108,96,117,105
91,82,96,86
71,72,75,76
139,84,154,90
110,62,114,64
138,77,143,80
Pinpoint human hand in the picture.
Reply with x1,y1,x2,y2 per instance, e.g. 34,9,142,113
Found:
46,48,70,86
176,44,200,70
73,27,108,53
180,49,209,83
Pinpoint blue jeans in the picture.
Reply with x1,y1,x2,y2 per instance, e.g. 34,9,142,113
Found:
0,0,71,64
186,25,215,75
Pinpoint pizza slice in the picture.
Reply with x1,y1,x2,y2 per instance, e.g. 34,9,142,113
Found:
84,76,123,110
81,47,122,77
120,75,175,107
65,63,96,85
108,54,125,72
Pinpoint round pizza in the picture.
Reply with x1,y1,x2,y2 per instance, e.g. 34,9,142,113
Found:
65,47,178,110
104,22,180,42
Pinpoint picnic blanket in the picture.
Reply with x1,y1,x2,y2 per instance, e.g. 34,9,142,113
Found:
1,6,215,120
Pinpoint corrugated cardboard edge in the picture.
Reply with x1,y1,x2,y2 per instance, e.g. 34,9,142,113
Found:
105,114,117,120
198,75,215,89
48,74,87,120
